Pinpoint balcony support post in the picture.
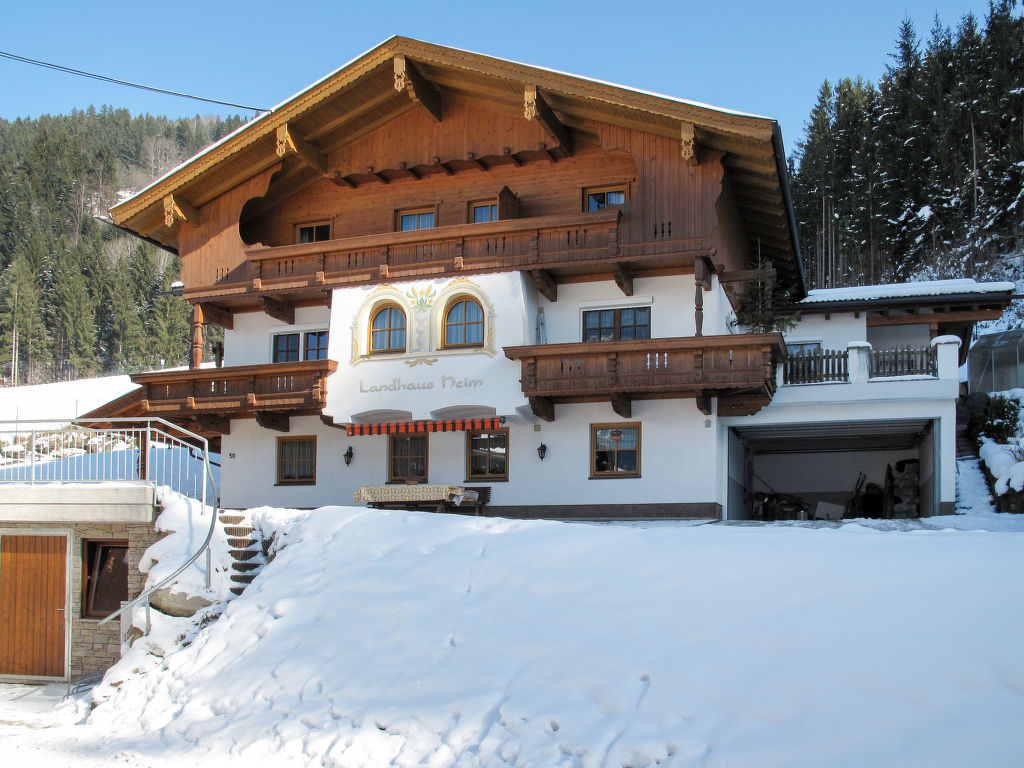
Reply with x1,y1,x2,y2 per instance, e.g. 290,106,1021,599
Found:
614,264,633,296
696,390,713,416
189,305,204,369
255,411,290,432
532,269,557,302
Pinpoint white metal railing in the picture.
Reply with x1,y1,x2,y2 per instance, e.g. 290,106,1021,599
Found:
0,418,221,637
0,417,213,499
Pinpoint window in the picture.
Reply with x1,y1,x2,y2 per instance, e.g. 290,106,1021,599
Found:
272,333,300,362
584,186,627,212
82,540,129,618
389,434,428,482
304,330,329,360
590,423,641,478
370,305,407,353
295,221,331,243
444,298,484,347
273,331,329,362
786,341,822,356
470,201,498,223
277,436,316,485
397,207,436,231
582,307,651,342
466,430,508,481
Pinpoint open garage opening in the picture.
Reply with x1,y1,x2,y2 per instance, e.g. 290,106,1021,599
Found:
728,419,939,521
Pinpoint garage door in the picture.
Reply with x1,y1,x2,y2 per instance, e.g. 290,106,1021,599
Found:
0,535,67,677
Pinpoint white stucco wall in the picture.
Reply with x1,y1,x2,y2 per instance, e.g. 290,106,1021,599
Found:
219,399,721,511
223,306,332,366
867,323,931,348
785,311,865,351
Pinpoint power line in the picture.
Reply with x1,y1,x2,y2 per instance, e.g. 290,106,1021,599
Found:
0,49,268,113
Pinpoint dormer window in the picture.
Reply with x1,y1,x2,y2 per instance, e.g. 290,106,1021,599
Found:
584,186,627,212
295,221,331,243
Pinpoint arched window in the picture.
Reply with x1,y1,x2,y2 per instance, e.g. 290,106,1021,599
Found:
444,298,484,347
370,305,407,352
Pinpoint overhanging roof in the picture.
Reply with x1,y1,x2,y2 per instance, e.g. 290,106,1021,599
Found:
110,37,804,294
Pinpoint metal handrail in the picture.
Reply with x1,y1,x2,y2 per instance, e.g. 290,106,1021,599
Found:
98,420,220,626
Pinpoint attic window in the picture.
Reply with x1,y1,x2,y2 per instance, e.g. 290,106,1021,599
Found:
295,222,331,243
470,200,498,223
584,186,627,212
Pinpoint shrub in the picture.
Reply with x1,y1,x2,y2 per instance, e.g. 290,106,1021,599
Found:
982,394,1021,443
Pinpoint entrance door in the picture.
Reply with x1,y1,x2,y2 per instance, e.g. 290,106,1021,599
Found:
0,535,67,677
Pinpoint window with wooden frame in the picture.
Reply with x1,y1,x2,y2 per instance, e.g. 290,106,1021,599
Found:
304,330,329,360
295,221,331,243
82,540,129,618
470,200,498,224
396,207,437,232
443,297,485,348
277,436,317,485
583,185,627,212
590,423,641,478
389,434,428,483
582,307,651,342
273,331,328,362
369,305,407,353
466,429,508,481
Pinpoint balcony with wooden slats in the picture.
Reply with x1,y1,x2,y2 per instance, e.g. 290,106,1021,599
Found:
503,334,786,420
130,360,338,431
186,209,715,306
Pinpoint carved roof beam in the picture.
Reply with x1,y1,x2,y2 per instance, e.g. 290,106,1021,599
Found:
524,85,573,156
163,194,200,229
680,122,704,166
275,124,328,175
433,156,453,176
467,152,487,172
197,302,234,330
259,296,295,325
503,147,522,167
394,54,442,122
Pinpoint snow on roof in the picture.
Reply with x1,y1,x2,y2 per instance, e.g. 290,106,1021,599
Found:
800,279,1015,305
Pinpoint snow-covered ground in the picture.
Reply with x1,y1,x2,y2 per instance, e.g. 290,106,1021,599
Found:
0,375,138,426
2,490,1024,767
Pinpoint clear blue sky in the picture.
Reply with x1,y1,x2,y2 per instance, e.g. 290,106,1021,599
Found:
0,0,1005,154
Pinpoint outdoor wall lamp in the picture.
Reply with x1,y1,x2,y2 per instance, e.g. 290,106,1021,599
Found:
343,446,354,466
537,443,547,460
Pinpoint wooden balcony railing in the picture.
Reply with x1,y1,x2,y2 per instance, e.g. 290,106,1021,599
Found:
131,360,338,417
185,210,714,303
784,348,849,385
870,346,937,378
504,334,785,418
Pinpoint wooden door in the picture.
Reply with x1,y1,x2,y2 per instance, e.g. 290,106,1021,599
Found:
0,535,67,677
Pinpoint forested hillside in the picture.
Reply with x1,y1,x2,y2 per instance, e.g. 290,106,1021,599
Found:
790,1,1023,290
0,108,245,385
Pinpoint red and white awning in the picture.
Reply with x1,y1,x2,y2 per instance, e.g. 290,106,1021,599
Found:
346,417,504,436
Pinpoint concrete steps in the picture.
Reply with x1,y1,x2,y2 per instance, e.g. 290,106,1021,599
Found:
955,399,979,459
219,511,267,597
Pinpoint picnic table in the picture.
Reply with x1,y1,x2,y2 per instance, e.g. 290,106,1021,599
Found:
354,484,480,514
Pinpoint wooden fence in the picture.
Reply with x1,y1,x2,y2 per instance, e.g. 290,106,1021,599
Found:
870,346,937,378
784,348,849,384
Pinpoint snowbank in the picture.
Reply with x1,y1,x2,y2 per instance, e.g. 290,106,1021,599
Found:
0,374,137,425
82,506,1024,767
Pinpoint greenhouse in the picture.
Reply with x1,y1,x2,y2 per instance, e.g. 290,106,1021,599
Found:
968,330,1024,393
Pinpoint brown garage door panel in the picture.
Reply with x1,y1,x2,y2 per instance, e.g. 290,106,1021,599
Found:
0,535,67,677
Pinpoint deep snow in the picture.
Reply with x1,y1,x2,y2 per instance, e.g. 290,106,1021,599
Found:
3,496,1024,767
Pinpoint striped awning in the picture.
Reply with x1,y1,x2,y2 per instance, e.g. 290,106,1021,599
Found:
346,417,504,436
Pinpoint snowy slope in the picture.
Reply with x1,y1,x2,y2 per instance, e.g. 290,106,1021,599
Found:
58,507,1024,768
0,374,137,425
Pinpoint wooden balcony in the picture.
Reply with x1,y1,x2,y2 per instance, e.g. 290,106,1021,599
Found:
130,359,338,433
187,209,714,307
503,334,786,420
